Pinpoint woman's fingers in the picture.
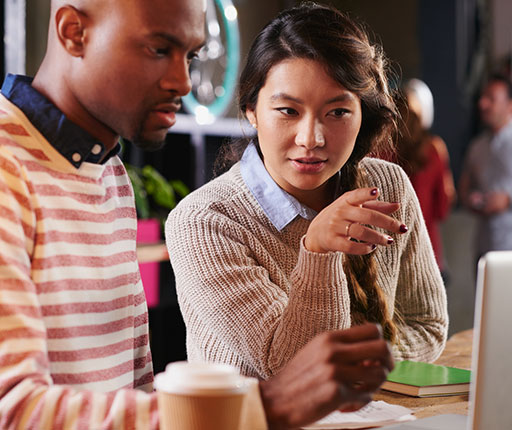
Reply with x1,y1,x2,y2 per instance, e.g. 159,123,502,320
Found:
343,187,380,206
362,200,400,215
343,223,393,247
340,205,405,236
330,235,376,255
337,188,406,234
305,187,408,254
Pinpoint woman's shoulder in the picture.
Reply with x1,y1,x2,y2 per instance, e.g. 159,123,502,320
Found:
168,163,258,219
360,157,413,200
360,156,409,181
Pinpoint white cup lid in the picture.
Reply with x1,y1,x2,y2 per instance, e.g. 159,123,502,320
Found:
154,361,247,394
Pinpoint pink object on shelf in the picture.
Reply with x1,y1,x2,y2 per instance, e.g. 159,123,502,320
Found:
136,218,161,308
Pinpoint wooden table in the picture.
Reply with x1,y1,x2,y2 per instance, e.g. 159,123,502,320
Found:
374,329,473,419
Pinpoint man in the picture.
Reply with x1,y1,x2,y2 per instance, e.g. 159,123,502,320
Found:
0,1,393,428
459,75,512,260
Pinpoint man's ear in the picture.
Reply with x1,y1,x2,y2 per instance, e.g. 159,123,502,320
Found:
55,6,88,57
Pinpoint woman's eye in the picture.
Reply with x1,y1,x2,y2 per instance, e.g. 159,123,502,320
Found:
277,107,298,116
329,108,349,118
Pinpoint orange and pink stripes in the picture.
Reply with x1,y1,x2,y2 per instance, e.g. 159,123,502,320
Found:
0,95,158,429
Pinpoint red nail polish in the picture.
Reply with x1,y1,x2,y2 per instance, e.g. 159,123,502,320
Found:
371,244,377,250
387,237,393,244
370,188,378,196
399,224,408,233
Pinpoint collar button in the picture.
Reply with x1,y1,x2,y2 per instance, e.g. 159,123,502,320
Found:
91,144,102,155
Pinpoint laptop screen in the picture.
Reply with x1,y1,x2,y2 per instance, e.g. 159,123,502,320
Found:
469,251,512,429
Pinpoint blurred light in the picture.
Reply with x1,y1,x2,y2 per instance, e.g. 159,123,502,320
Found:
198,46,209,62
195,106,215,125
215,86,226,97
225,5,238,21
208,20,220,37
208,40,221,59
190,69,201,86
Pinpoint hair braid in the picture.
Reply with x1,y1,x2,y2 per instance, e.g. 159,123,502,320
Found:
340,162,398,342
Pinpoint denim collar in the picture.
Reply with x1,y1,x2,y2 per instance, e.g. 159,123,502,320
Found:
1,74,120,168
240,142,317,231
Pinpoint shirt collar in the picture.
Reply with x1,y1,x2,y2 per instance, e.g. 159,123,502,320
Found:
1,74,120,168
240,142,317,231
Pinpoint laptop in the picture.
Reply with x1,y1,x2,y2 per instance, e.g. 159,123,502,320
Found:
380,251,512,429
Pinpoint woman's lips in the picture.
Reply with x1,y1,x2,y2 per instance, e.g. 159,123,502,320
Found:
290,157,327,173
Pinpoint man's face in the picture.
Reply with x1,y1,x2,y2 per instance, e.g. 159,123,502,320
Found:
71,0,205,150
478,80,512,133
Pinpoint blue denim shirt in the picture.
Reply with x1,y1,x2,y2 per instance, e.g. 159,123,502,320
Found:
240,142,317,231
1,74,120,168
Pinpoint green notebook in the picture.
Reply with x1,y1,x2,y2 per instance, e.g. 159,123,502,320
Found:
381,360,471,397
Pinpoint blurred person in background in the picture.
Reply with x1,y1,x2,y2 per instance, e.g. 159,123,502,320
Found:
459,74,512,261
393,79,456,283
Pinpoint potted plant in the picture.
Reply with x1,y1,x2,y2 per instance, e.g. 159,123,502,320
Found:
125,163,189,308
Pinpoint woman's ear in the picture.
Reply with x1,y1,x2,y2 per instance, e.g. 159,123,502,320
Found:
246,108,258,129
55,6,88,57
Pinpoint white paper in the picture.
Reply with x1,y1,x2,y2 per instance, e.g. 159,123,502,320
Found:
301,400,416,429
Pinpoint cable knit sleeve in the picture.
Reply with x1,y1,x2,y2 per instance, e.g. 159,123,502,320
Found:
165,172,352,379
363,158,448,362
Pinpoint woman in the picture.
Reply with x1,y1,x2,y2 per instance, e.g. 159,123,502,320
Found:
166,2,448,379
394,80,455,280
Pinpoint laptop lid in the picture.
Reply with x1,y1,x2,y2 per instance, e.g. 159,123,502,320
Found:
468,251,512,429
381,250,512,430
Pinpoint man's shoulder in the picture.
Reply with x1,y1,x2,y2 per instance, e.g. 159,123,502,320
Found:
0,94,39,144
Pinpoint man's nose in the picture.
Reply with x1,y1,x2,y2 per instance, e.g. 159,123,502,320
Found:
160,57,192,97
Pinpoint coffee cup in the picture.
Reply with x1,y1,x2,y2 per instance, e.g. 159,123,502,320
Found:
154,361,250,430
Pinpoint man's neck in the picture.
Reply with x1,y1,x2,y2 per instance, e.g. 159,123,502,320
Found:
33,67,119,152
490,117,512,135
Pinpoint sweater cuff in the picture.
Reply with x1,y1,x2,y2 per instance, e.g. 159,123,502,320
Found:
296,235,346,288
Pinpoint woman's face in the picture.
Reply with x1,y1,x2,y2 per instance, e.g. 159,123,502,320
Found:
246,58,362,208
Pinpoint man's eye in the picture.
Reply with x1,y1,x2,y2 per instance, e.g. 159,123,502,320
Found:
187,51,200,64
150,46,170,57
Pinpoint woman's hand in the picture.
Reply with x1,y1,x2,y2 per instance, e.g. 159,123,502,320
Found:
304,187,407,254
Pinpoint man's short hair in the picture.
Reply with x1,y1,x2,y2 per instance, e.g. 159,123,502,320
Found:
488,73,512,100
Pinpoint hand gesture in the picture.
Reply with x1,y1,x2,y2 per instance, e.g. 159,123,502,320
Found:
304,187,408,255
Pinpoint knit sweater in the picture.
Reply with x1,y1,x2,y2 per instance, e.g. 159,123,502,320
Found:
0,95,158,429
166,157,448,379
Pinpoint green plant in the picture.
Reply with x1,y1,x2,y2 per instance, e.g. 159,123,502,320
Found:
125,164,189,221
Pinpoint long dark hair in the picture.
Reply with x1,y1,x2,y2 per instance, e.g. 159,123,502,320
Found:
216,2,400,341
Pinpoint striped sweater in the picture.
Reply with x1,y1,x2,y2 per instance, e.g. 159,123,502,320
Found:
0,95,158,429
166,159,449,379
